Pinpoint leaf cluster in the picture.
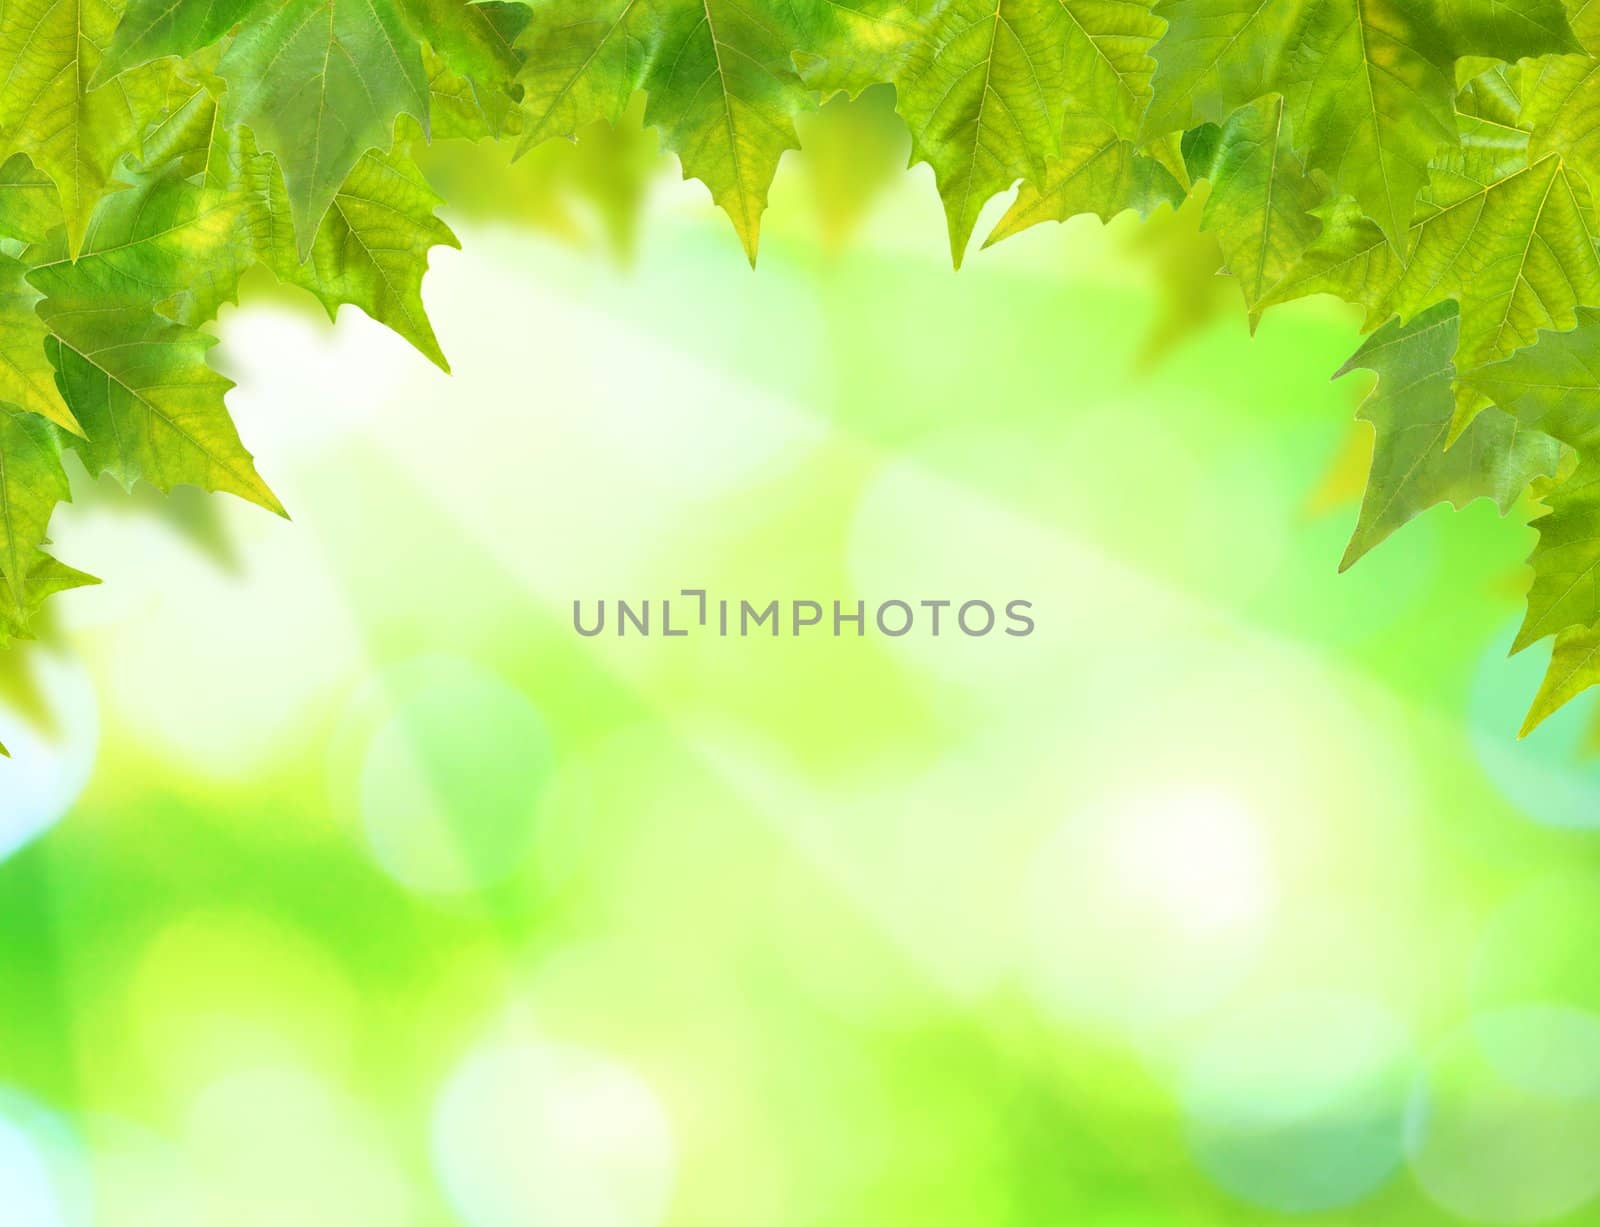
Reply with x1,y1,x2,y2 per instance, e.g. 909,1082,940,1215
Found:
5,0,1600,733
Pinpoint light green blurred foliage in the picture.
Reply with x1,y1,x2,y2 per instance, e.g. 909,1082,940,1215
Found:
1124,184,1234,371
790,85,908,257
3,208,1598,1224
418,94,668,263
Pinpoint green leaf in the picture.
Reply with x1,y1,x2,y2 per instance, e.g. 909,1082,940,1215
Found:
0,250,78,635
892,0,1078,265
1145,0,1578,249
30,168,253,330
403,0,528,138
217,0,431,256
1253,196,1399,327
1281,0,1458,251
97,0,266,82
517,0,828,263
892,0,1165,264
0,253,78,434
1142,0,1290,138
1513,460,1600,654
0,408,70,613
1431,0,1579,57
1054,0,1165,136
261,139,461,370
791,1,930,100
38,303,281,515
1456,63,1526,128
1524,0,1600,183
0,155,66,246
145,85,459,366
985,118,1184,244
1263,120,1600,413
405,0,528,84
1464,306,1600,455
28,184,282,514
0,555,98,650
514,0,649,151
1193,94,1324,325
0,0,180,253
977,0,1170,250
1336,301,1562,570
638,1,819,265
1393,142,1600,414
1523,621,1600,737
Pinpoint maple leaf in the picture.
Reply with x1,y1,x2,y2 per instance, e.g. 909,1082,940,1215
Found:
513,0,830,264
27,173,282,515
894,0,1144,265
4,0,1600,737
1521,0,1600,182
0,407,70,614
1464,309,1600,661
39,165,254,329
0,251,78,435
1431,0,1579,56
1186,94,1324,326
1278,0,1461,250
1141,0,1291,139
0,239,78,638
1389,133,1600,402
135,83,459,368
0,555,97,651
259,135,461,370
984,117,1184,244
790,0,930,100
0,0,187,254
513,0,650,151
638,0,820,265
1512,462,1600,656
404,0,528,85
96,0,265,81
1145,0,1577,249
1260,116,1600,426
0,155,69,247
403,0,528,139
39,302,280,515
1465,307,1600,457
217,0,431,256
1524,621,1600,737
1335,301,1561,570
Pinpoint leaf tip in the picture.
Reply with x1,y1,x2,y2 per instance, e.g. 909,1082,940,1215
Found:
1510,627,1539,657
1338,531,1370,573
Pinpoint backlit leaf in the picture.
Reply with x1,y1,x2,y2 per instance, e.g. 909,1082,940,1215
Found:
1336,301,1561,570
217,0,430,256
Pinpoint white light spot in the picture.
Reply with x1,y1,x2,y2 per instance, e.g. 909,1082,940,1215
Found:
1024,787,1275,1033
432,1040,674,1227
1105,789,1273,939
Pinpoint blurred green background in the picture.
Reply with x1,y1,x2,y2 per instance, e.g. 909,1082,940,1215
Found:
4,92,1600,1226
